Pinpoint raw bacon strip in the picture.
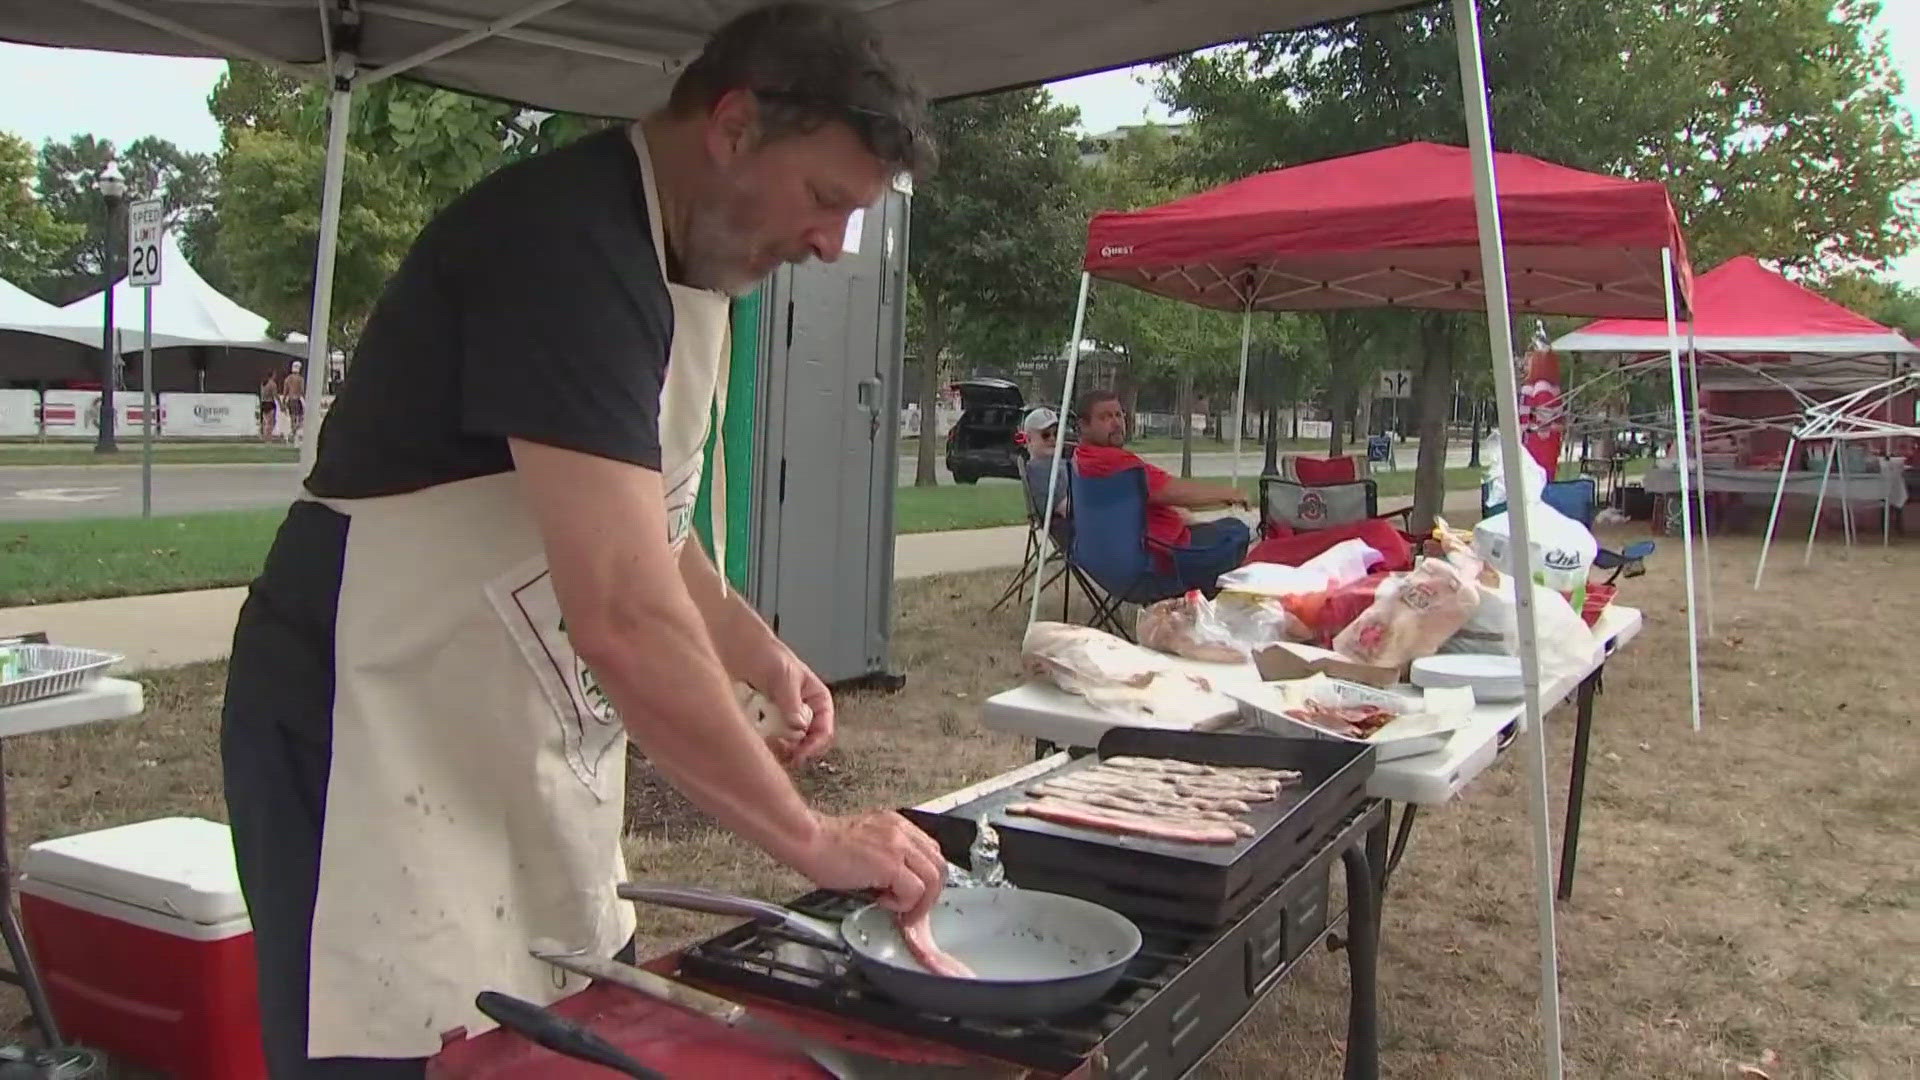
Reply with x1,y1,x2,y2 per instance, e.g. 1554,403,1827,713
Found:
1085,763,1286,795
1035,776,1253,815
1077,769,1278,803
897,911,974,978
1028,784,1257,834
1101,757,1303,784
1007,798,1242,845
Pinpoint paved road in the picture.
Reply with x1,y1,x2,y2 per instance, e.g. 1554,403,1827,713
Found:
0,445,1483,521
0,462,304,521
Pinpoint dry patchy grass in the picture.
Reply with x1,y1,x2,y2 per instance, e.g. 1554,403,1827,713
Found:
1,531,1916,1078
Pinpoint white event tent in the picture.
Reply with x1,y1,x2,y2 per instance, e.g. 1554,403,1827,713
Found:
58,235,302,357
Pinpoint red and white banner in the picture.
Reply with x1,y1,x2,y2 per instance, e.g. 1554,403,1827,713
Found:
36,390,165,437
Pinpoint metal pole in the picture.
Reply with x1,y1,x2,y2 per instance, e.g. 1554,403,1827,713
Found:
300,80,355,476
1028,272,1092,630
142,288,153,517
95,198,120,453
1664,250,1704,734
1753,436,1795,590
1685,333,1713,633
1231,305,1253,487
1452,4,1564,1077
1805,442,1834,565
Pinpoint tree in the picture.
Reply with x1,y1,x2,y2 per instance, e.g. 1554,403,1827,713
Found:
0,131,79,287
906,90,1084,485
214,129,428,344
1159,0,1920,512
31,134,216,302
1821,273,1920,338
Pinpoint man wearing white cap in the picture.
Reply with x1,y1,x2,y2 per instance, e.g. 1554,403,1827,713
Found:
1021,407,1067,519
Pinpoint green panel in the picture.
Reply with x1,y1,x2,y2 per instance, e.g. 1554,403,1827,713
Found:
693,287,761,591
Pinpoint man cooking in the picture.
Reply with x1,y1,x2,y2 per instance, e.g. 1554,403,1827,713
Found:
1071,389,1253,577
220,5,946,1076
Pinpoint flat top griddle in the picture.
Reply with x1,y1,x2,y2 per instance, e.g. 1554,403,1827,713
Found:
907,729,1375,925
944,740,1331,866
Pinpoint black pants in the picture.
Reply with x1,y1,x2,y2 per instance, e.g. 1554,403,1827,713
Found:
222,505,411,1078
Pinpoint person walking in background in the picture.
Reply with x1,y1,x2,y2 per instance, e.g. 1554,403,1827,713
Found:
281,361,306,444
259,371,280,442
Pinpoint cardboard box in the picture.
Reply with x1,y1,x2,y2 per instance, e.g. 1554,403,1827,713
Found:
1253,643,1400,688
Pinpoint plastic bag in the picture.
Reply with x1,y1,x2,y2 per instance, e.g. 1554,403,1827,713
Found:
1436,569,1600,687
1137,592,1245,662
1215,539,1384,598
1331,558,1482,669
1481,439,1547,510
1137,590,1308,662
1474,445,1599,609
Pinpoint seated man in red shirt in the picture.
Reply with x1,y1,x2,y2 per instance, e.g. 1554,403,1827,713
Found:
1071,389,1252,579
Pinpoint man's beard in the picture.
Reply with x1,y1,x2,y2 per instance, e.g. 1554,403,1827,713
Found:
677,199,764,296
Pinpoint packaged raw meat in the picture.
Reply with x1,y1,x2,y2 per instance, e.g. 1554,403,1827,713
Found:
1020,622,1238,726
1136,591,1309,662
1136,592,1245,663
1330,557,1482,669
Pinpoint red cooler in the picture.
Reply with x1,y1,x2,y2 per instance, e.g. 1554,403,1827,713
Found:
18,816,265,1080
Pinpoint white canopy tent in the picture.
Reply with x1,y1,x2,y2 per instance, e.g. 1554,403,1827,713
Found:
0,1,1643,1074
58,234,303,356
0,276,103,347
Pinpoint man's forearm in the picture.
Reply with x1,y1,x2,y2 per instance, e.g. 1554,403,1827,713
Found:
678,539,776,673
574,584,819,865
1155,478,1248,508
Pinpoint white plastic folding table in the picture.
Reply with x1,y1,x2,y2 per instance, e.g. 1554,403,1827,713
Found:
981,606,1643,900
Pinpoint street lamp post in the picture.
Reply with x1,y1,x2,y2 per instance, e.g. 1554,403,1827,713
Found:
95,161,126,454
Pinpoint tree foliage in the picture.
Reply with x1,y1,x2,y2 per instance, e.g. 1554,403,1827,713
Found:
28,134,215,302
905,89,1084,485
201,62,615,346
0,132,80,289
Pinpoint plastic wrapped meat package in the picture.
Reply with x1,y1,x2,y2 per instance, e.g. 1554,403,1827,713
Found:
1021,621,1239,728
1135,590,1310,663
1330,556,1483,670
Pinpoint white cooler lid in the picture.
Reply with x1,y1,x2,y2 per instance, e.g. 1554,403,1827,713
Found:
21,816,247,925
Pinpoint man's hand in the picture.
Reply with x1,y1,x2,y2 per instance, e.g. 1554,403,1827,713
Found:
791,811,948,920
740,639,836,762
677,542,837,762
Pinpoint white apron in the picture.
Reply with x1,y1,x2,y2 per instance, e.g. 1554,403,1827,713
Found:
300,125,733,1059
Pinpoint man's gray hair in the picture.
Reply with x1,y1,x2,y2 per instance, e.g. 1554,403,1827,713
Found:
670,2,937,179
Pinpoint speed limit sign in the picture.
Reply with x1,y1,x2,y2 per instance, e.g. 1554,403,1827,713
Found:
127,198,164,287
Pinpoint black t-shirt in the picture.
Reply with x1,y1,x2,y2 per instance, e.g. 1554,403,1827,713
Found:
305,127,674,499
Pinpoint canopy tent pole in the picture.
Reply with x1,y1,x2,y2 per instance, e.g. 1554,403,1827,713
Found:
1028,271,1093,629
1753,435,1797,589
1806,443,1835,563
1662,250,1705,734
1230,304,1253,487
1685,330,1714,633
300,79,354,475
1451,3,1564,1077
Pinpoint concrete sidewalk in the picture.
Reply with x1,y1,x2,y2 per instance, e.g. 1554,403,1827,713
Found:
0,527,1041,672
0,489,1482,673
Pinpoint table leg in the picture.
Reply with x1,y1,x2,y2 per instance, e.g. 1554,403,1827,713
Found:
1557,671,1601,901
1381,805,1419,895
1033,739,1057,762
1341,842,1380,1080
0,743,63,1047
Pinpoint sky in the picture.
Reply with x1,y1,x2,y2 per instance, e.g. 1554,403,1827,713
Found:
2,6,1916,285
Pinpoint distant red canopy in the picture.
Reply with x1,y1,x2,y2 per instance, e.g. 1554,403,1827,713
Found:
1083,141,1692,319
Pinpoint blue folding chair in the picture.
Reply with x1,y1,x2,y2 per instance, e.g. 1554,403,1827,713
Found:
1065,467,1249,639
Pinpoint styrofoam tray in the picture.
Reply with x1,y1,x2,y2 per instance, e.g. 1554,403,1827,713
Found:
1228,679,1472,763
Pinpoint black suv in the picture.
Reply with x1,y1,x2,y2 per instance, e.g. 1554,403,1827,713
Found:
944,378,1027,484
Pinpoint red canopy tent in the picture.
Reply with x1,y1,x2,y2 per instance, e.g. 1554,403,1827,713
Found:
1030,141,1706,1054
1082,141,1692,318
1039,141,1704,732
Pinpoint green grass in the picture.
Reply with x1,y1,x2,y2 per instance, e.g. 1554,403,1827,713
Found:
0,443,298,467
0,509,282,606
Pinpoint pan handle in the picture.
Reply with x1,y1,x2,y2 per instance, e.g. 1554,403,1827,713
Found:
616,884,841,950
474,990,664,1079
532,947,747,1028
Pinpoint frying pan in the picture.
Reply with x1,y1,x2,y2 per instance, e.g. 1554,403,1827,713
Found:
618,884,1141,1019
